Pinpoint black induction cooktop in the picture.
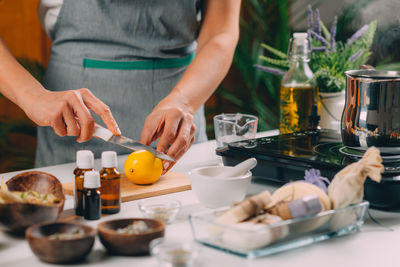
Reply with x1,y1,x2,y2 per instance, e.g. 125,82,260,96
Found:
216,129,400,210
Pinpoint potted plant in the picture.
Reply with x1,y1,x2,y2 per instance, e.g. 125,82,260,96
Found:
255,6,377,130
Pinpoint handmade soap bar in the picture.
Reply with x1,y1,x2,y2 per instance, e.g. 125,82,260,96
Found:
210,191,273,237
216,191,273,225
269,194,322,220
289,195,322,217
272,181,331,211
222,214,288,250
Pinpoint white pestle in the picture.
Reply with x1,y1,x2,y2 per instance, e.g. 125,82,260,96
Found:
216,158,257,178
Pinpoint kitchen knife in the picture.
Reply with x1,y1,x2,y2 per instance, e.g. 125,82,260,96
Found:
93,123,176,162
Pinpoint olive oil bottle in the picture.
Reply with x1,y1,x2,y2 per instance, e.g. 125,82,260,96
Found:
100,151,121,214
280,33,318,134
74,150,94,216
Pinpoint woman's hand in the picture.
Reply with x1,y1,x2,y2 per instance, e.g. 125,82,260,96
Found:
23,88,121,142
140,92,196,173
0,40,120,142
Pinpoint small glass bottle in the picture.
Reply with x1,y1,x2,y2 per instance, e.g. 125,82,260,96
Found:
74,150,94,216
100,151,121,214
280,32,318,134
83,171,101,220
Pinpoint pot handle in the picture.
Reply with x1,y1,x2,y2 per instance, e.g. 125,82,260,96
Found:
359,64,375,70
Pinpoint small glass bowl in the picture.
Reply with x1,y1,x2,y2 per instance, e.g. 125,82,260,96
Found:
150,237,199,267
138,198,181,224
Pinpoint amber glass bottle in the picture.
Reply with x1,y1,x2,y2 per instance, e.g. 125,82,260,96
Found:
74,150,94,216
100,151,121,214
83,171,101,220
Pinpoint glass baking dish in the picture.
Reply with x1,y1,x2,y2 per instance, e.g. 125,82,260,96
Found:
189,201,369,258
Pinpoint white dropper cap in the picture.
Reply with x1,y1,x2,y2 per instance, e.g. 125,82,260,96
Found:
84,171,101,189
76,150,94,169
101,151,118,168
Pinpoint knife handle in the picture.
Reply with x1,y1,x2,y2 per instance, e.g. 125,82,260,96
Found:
93,123,113,141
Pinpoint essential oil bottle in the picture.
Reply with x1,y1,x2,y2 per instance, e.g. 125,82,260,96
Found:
100,151,121,214
74,150,94,216
83,171,101,220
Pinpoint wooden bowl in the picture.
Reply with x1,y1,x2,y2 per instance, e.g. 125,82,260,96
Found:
26,222,95,264
98,218,165,256
0,171,65,233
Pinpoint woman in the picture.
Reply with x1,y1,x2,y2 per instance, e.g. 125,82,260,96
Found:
36,0,241,170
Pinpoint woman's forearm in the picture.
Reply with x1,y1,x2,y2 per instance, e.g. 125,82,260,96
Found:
170,32,238,114
166,0,241,114
0,39,47,111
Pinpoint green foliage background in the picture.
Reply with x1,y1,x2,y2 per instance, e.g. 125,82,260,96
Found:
210,0,291,133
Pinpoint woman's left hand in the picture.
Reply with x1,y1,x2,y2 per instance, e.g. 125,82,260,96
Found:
140,92,196,173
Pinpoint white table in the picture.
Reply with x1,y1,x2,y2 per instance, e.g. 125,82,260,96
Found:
1,130,400,267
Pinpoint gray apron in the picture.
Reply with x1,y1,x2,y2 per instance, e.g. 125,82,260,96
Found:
36,0,207,167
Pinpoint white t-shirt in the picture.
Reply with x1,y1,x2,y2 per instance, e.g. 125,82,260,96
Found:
38,0,63,39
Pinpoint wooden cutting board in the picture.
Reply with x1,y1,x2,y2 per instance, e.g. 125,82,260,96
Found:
62,172,191,202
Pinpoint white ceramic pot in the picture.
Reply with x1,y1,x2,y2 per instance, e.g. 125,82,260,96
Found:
187,166,252,209
318,91,345,131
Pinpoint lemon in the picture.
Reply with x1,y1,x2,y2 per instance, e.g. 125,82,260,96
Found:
124,150,163,185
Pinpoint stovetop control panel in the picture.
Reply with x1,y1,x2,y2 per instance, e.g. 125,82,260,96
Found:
217,129,400,178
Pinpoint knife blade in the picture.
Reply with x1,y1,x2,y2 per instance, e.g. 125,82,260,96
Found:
93,123,176,162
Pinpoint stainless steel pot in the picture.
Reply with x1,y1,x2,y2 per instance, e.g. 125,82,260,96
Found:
341,70,400,153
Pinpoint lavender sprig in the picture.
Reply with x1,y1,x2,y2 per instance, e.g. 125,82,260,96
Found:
314,8,321,35
311,46,327,52
346,24,369,45
310,30,329,47
304,169,330,193
307,5,314,32
349,50,362,62
254,64,286,76
330,16,337,51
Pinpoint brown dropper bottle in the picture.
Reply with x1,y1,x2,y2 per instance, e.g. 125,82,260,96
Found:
74,150,94,216
100,151,121,214
83,171,101,220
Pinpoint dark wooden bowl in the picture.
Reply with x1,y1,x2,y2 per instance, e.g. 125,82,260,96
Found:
0,171,65,233
26,222,95,264
98,218,165,256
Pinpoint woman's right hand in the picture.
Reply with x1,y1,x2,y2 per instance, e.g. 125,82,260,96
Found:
0,40,119,140
22,88,121,142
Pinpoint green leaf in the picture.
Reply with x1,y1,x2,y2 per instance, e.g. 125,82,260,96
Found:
363,20,377,46
259,55,289,67
261,43,287,59
319,19,331,43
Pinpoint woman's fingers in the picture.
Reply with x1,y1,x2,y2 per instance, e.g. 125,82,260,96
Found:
78,88,121,135
156,107,185,153
50,112,67,137
164,113,195,161
46,96,68,137
66,90,95,142
140,114,162,146
62,106,80,136
162,135,194,175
